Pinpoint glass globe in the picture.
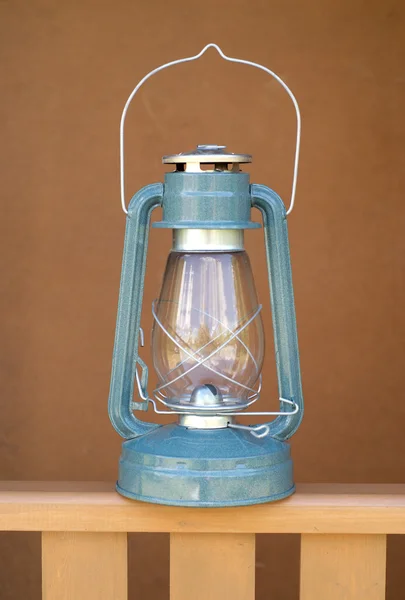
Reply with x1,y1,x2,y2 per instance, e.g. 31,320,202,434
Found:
152,249,264,410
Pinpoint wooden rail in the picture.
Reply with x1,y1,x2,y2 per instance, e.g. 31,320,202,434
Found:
1,482,404,599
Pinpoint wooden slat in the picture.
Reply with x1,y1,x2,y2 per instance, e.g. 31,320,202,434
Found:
300,534,387,600
170,533,255,600
1,482,405,534
42,532,127,600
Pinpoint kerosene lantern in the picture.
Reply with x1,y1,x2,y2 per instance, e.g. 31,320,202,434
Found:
108,45,304,506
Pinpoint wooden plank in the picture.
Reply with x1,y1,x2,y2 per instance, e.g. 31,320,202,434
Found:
1,482,405,534
42,532,127,600
170,533,255,600
300,534,387,600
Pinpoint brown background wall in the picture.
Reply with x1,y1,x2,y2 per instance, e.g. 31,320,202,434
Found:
1,0,405,598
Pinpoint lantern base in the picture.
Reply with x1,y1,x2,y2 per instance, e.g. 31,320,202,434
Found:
116,423,295,507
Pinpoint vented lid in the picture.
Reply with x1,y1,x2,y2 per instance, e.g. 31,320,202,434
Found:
163,144,252,167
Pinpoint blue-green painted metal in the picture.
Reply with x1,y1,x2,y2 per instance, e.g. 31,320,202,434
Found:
153,171,260,229
108,183,163,439
251,184,304,440
117,424,294,507
108,169,303,506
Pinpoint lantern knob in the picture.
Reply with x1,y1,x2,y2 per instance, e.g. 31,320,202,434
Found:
197,144,225,150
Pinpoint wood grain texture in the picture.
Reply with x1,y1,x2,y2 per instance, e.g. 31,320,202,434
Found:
1,483,405,534
42,532,127,600
170,533,255,600
300,534,387,600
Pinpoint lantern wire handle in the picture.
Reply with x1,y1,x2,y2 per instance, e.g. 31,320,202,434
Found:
120,43,301,216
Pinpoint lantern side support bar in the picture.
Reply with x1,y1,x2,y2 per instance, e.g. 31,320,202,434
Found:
108,183,163,439
251,184,304,440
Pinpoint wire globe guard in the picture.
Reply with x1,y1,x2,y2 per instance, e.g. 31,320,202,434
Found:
108,47,304,506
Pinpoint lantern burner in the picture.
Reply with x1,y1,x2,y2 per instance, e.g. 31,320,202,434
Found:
190,384,223,407
163,144,252,173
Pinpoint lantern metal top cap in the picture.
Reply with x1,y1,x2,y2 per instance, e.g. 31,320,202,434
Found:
162,144,252,165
